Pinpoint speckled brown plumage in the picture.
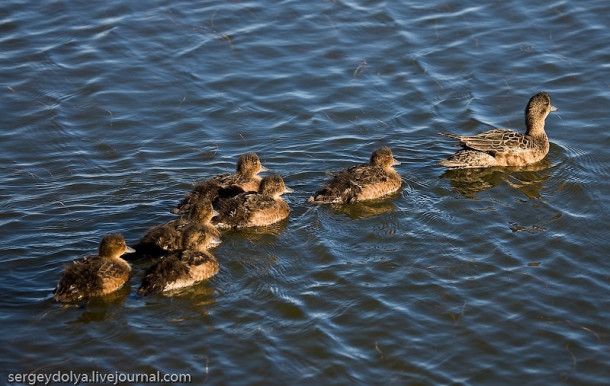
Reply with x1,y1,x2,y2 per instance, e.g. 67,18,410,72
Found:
172,153,267,215
136,227,220,295
307,146,402,204
439,92,557,168
54,233,134,303
212,174,292,228
133,200,220,259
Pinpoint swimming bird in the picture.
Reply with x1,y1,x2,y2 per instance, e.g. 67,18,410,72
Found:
172,153,268,215
54,233,135,303
136,226,220,296
132,200,220,259
307,146,402,204
212,174,293,228
439,92,557,169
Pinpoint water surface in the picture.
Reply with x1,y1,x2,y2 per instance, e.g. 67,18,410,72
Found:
1,0,609,384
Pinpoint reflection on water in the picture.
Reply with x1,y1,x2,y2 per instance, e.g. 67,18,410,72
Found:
64,285,131,324
508,222,546,233
219,218,290,240
324,196,399,219
441,157,552,199
155,285,217,312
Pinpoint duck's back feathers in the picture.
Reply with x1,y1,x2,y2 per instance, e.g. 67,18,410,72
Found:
132,218,189,259
54,256,104,302
137,253,189,296
437,149,498,169
135,199,220,259
172,153,266,215
308,163,369,203
213,173,260,193
440,129,535,154
213,193,290,228
308,148,402,204
54,255,130,302
53,233,133,303
212,174,292,228
172,176,255,215
136,250,219,296
178,250,219,284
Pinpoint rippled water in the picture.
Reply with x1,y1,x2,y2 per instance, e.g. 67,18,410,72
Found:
2,0,609,384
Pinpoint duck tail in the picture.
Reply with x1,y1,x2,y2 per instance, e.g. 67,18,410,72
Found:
439,150,497,169
438,159,468,168
439,132,461,140
136,282,163,296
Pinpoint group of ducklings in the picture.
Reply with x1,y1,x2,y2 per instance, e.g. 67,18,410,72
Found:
54,92,557,303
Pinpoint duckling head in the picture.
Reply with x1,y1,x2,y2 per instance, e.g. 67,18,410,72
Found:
181,226,222,252
525,92,557,134
188,199,217,224
98,233,135,258
259,174,293,197
236,153,268,177
370,146,401,169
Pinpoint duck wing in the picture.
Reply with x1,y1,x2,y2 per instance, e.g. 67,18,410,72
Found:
172,178,226,214
309,164,369,203
136,218,188,257
54,256,105,301
441,129,533,154
179,250,219,282
137,253,188,295
97,258,131,291
212,193,254,227
213,192,281,227
344,164,391,185
213,173,259,193
179,249,216,266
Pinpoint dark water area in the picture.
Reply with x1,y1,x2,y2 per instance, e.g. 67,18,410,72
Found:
1,0,609,384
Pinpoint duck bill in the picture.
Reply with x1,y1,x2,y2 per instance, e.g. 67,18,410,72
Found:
212,209,220,217
210,237,222,246
392,159,401,166
259,165,269,172
124,245,136,254
550,105,558,112
283,187,294,194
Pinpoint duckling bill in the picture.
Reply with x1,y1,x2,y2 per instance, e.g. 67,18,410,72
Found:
54,233,134,303
439,92,557,169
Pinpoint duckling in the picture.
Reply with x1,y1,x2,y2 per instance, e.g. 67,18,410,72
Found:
439,92,558,168
212,174,293,228
133,200,220,259
172,153,268,215
137,226,220,296
307,146,402,204
54,233,135,303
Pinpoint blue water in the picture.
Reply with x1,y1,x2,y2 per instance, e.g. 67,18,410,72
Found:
1,0,609,384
